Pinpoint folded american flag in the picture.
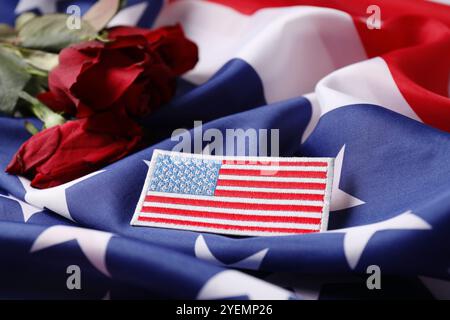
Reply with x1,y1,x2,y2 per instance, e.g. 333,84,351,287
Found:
132,150,334,236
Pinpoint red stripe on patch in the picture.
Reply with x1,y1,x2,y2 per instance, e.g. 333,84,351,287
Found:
222,160,328,167
216,180,327,190
137,216,318,234
214,189,324,200
145,195,323,212
218,168,327,178
141,206,322,224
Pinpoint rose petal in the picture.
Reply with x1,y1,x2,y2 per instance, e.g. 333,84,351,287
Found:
70,49,145,111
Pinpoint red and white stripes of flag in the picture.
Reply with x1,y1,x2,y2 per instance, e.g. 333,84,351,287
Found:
131,150,334,237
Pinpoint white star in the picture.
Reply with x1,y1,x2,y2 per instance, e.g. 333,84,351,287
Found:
15,0,59,14
0,193,42,222
30,225,113,277
194,235,268,270
107,1,148,27
330,145,365,211
18,170,104,222
197,270,293,300
329,210,432,269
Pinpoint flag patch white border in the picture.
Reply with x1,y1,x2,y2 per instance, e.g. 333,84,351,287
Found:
131,150,334,237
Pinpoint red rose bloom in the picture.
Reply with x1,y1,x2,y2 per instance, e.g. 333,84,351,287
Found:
38,25,198,120
7,25,198,188
108,24,199,76
6,117,142,188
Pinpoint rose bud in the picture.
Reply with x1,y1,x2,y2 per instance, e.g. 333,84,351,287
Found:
108,24,199,76
6,116,142,189
38,25,198,120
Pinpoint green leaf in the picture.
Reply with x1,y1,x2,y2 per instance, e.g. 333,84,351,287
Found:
15,12,37,30
18,14,97,52
0,24,18,42
23,73,48,97
83,0,121,31
19,48,59,72
0,46,31,115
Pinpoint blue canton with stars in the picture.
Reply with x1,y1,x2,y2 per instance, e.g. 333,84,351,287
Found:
149,154,222,196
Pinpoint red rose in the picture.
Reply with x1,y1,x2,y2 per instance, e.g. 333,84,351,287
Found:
38,25,198,120
8,25,198,188
108,24,199,76
6,117,142,188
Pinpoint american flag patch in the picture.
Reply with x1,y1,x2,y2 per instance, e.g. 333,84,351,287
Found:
131,150,334,236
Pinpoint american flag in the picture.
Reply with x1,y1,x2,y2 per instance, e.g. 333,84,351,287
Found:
132,150,333,236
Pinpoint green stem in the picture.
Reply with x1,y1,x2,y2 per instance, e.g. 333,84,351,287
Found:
25,67,47,77
24,121,39,135
19,91,66,129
